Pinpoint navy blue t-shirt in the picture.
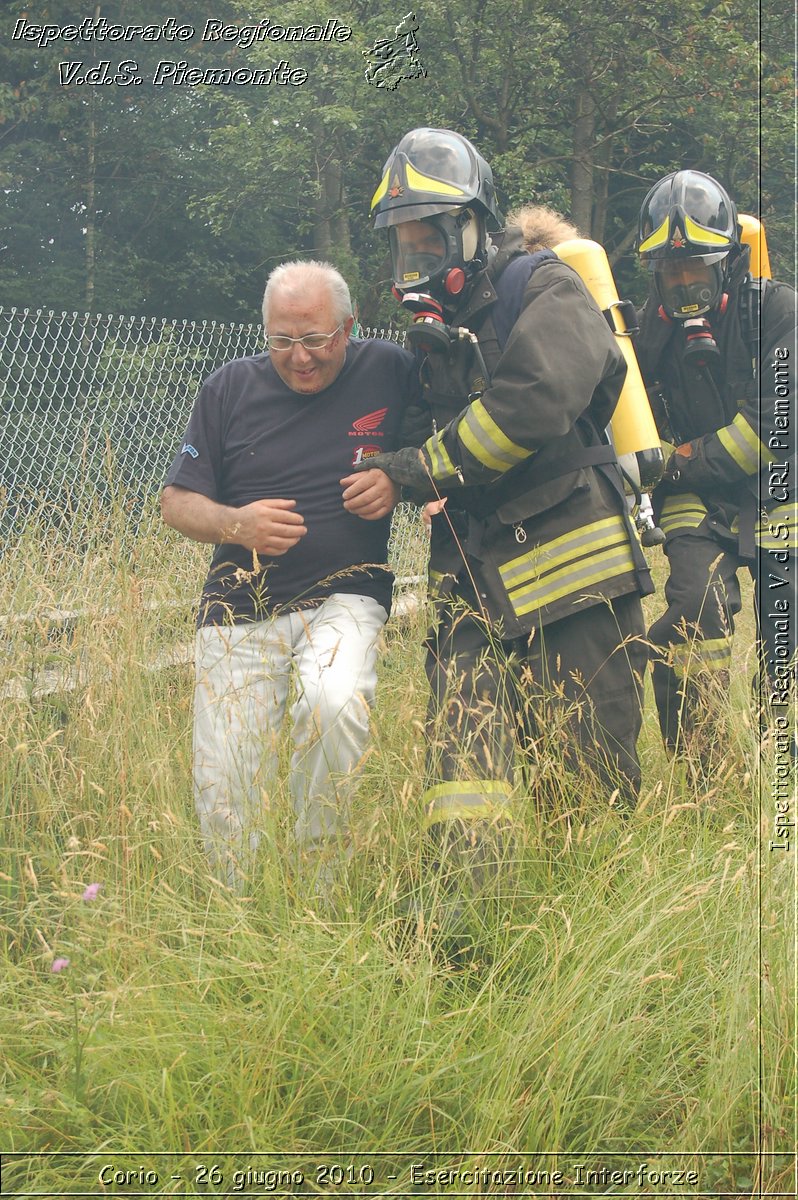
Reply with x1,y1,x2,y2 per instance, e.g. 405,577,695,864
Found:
163,338,420,626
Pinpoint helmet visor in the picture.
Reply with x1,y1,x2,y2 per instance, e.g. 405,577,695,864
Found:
655,258,725,317
645,174,735,239
389,220,448,289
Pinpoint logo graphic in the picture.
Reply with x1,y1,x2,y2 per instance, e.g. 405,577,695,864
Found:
351,407,388,435
363,12,426,91
389,174,404,198
352,445,382,467
181,442,199,458
670,226,686,250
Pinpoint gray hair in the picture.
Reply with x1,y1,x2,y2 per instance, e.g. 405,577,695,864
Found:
262,260,353,331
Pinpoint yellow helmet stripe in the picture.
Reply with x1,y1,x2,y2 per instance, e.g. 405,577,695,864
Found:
370,170,390,212
684,215,731,247
638,214,670,254
406,163,466,197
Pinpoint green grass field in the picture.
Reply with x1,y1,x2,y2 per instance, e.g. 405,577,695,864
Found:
0,504,794,1197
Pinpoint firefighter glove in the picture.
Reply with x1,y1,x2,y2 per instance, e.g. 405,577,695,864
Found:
352,446,432,490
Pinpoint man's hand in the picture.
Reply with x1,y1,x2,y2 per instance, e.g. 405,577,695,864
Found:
422,497,447,531
340,468,400,520
223,498,307,555
351,446,431,490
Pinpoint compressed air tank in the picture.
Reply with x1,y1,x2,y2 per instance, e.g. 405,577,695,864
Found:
738,214,772,279
554,237,664,490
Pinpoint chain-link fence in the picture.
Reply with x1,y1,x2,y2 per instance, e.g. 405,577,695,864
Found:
0,307,428,620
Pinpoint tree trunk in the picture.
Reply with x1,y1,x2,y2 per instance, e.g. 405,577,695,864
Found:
570,82,596,235
327,160,351,255
313,157,351,261
313,162,331,258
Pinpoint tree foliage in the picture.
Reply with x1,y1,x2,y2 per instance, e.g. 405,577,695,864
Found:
0,0,790,322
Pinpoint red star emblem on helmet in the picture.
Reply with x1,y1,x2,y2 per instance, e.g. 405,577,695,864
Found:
670,226,686,249
388,173,404,198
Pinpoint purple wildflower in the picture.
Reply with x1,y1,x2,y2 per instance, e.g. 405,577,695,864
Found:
82,883,102,902
51,957,70,973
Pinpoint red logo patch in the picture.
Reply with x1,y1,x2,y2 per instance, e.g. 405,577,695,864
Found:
350,407,387,436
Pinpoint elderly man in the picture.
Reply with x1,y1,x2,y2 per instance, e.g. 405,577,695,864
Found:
161,260,420,888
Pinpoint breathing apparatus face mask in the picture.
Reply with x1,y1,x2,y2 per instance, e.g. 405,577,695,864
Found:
654,255,729,366
390,220,448,288
653,255,726,320
389,209,482,305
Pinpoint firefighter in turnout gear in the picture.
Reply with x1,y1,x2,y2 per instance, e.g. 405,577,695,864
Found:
361,129,652,908
635,170,797,772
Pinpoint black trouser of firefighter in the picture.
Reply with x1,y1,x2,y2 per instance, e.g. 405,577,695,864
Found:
422,584,647,890
648,528,797,760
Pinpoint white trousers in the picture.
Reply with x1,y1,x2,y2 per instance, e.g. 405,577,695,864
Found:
192,593,388,885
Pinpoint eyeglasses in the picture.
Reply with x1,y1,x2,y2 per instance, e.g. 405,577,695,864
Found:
266,324,343,352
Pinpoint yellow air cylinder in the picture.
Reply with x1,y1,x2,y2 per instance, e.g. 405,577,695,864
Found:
738,213,772,279
554,237,664,490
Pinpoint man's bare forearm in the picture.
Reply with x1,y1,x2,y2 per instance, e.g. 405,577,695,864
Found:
161,485,307,555
161,485,243,544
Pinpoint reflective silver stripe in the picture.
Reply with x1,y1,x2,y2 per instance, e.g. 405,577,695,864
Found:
459,398,532,473
424,433,457,483
717,414,767,474
422,779,514,828
507,544,636,617
755,502,798,552
498,515,636,617
500,516,623,590
671,636,732,675
660,509,707,533
659,493,708,535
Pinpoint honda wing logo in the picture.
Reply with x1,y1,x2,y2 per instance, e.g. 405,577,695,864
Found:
350,407,388,436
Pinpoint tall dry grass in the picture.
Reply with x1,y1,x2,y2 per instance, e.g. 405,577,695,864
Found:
0,501,793,1197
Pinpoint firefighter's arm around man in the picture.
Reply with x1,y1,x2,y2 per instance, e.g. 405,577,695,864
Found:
419,268,625,490
355,267,625,495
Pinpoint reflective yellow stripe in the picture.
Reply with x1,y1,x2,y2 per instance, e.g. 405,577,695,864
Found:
424,433,457,483
660,509,706,534
406,163,466,198
422,779,513,828
509,546,636,617
639,214,670,255
459,398,532,473
755,502,798,552
717,413,767,473
370,169,389,211
671,636,732,676
428,568,455,598
684,214,732,247
501,516,624,589
659,493,708,535
499,516,635,618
